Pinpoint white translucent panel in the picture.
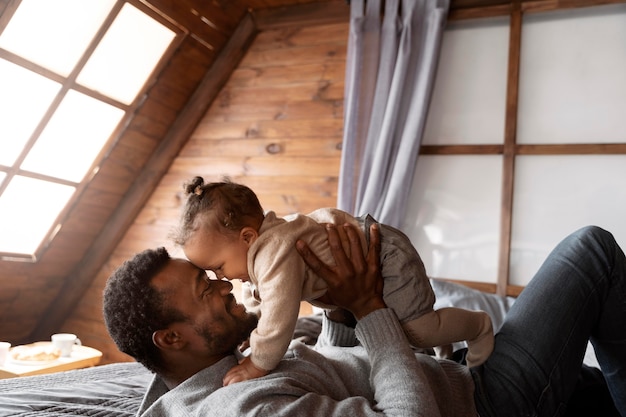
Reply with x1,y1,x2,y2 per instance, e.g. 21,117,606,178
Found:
423,18,509,145
77,3,175,105
21,90,124,182
518,4,626,144
0,61,61,166
0,0,116,76
0,176,75,255
402,155,502,282
511,155,626,285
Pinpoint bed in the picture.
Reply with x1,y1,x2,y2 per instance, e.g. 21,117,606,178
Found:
0,361,151,416
0,280,611,416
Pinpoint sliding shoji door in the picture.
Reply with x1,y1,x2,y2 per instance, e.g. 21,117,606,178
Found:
402,1,626,295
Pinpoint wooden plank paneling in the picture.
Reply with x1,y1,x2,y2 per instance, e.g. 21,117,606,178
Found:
171,155,341,177
251,23,348,51
239,42,347,68
205,99,343,122
228,63,346,88
194,118,343,140
209,84,345,115
245,0,337,10
252,0,349,29
181,137,342,157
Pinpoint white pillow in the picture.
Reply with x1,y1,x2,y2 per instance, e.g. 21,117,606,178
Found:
431,278,515,333
431,279,600,368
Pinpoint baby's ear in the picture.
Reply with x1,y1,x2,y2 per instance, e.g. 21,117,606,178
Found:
241,227,258,246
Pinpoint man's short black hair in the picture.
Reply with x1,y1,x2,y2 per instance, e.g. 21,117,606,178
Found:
103,247,186,373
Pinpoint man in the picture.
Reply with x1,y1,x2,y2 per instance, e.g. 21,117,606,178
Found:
103,223,477,416
104,223,624,416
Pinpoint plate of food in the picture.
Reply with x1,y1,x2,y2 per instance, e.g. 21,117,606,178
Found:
9,343,61,365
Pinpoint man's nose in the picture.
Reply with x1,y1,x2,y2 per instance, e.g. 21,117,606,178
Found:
217,279,233,293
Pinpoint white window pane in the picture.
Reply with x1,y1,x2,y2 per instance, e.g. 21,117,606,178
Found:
518,4,626,144
0,60,61,166
0,176,75,255
423,17,509,145
21,90,125,182
0,0,116,76
77,3,175,105
511,155,626,285
402,155,502,283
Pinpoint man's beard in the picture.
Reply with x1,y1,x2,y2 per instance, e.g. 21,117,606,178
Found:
196,312,258,354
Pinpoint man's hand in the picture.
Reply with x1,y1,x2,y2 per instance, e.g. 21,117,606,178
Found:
296,223,386,320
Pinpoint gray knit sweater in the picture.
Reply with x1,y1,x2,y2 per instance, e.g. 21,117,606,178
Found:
137,308,477,416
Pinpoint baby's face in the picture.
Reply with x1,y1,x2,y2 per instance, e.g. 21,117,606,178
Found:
184,229,251,282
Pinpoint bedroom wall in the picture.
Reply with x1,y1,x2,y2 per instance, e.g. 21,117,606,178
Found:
62,21,349,365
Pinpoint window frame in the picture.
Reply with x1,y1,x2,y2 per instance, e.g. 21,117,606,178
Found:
0,0,184,261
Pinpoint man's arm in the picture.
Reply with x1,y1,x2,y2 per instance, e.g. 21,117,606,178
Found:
296,223,443,417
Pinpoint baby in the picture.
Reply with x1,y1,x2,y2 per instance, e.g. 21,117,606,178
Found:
173,177,493,385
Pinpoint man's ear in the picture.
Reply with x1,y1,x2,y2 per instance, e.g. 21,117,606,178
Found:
153,329,184,351
240,227,258,246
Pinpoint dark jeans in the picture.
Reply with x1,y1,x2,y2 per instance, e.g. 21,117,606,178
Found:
471,226,626,417
565,365,619,417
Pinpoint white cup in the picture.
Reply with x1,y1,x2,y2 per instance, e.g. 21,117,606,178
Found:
51,333,81,357
0,342,10,366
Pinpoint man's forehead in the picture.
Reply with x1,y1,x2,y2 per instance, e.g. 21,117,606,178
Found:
153,258,202,287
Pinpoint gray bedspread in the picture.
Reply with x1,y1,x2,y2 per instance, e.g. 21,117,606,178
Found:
0,362,151,416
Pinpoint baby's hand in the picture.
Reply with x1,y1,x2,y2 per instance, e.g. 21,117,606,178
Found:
238,339,250,353
223,356,269,386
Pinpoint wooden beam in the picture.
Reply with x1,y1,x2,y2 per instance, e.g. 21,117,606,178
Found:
449,3,511,19
517,143,626,154
506,284,524,297
0,0,20,36
420,144,504,155
252,0,350,30
496,0,522,297
28,13,258,342
522,0,626,13
439,278,498,294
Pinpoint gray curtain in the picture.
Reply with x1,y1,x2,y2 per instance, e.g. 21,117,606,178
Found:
337,0,450,228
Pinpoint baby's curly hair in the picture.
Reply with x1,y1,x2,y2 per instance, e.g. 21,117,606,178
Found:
172,176,265,246
103,247,186,374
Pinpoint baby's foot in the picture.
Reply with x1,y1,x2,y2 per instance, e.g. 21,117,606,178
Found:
466,314,494,368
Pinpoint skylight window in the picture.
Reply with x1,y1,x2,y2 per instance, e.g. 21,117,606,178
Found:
0,0,176,260
20,90,126,182
77,3,176,105
0,0,116,76
0,60,60,166
0,177,75,255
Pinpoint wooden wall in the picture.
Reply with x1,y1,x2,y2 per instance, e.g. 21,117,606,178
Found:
63,21,349,365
